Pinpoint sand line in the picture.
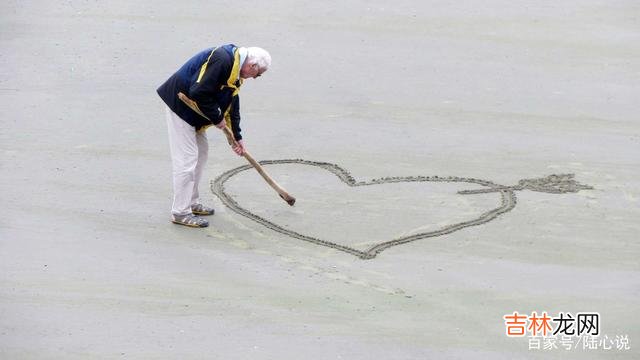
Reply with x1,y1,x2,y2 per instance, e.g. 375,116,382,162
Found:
211,159,593,260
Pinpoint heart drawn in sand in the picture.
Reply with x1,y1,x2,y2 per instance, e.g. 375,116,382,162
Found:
211,159,592,260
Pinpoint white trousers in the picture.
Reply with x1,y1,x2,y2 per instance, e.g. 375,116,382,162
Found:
165,106,209,216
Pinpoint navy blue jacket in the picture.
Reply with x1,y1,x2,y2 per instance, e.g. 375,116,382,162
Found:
157,45,242,139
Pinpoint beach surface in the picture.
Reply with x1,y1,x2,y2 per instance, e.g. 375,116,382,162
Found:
1,1,639,358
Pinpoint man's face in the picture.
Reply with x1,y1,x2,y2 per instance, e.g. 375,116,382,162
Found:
240,62,265,79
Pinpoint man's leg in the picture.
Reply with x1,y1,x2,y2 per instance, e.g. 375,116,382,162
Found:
190,129,215,215
191,129,209,206
165,107,208,227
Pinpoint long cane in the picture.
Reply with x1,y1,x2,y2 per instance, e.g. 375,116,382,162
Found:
178,92,296,206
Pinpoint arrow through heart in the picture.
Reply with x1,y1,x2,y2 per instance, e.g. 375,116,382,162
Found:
211,159,593,260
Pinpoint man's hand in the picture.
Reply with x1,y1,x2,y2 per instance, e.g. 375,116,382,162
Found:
215,122,243,155
215,120,227,130
232,139,245,156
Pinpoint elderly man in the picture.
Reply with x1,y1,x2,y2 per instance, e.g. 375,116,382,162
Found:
157,44,271,228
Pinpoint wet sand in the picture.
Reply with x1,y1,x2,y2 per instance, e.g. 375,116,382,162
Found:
1,0,639,359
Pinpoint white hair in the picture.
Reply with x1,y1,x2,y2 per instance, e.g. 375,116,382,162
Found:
246,47,271,71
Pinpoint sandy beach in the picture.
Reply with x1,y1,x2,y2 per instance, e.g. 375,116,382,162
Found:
1,1,639,358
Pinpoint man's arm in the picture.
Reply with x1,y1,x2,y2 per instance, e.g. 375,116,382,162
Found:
229,95,244,155
188,52,227,125
229,95,242,140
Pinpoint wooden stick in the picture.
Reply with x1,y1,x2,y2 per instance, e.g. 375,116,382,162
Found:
177,92,296,206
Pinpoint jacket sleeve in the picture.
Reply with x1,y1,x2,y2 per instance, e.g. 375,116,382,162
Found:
188,53,227,125
229,95,242,141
